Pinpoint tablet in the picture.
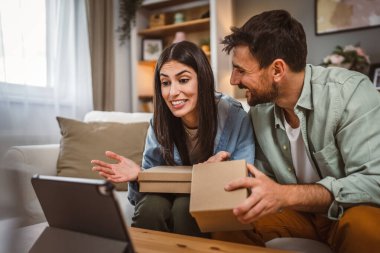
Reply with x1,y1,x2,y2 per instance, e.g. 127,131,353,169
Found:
31,174,134,249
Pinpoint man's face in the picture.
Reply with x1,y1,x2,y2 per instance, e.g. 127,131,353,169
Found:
230,45,278,106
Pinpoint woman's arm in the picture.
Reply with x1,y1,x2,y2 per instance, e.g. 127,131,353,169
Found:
229,108,255,164
141,121,166,169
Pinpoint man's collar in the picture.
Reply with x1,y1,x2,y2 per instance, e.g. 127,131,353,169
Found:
273,105,284,129
295,64,313,110
273,65,313,128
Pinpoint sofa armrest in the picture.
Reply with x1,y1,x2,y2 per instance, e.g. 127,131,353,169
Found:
1,144,60,226
2,144,60,176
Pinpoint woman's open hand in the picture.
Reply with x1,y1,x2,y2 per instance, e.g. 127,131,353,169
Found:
91,151,141,183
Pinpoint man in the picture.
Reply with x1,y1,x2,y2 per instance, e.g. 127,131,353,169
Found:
214,9,380,252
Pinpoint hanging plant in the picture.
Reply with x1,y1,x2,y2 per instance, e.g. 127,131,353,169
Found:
117,0,143,43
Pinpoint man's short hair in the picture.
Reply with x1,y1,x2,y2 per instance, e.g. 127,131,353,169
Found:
222,10,307,72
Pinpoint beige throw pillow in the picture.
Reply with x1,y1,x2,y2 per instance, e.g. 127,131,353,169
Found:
56,117,149,191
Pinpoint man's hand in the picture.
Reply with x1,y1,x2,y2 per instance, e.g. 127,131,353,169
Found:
205,151,231,163
225,164,333,224
91,151,141,183
225,164,285,224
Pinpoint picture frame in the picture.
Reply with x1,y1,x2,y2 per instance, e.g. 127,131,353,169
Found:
315,0,380,35
142,39,163,61
369,63,380,90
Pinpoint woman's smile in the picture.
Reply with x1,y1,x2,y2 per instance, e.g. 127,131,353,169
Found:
171,99,188,109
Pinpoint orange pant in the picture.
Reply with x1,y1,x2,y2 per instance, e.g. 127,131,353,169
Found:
212,205,380,253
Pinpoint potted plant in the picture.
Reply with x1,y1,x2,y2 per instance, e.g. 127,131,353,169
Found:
117,0,143,43
321,44,371,74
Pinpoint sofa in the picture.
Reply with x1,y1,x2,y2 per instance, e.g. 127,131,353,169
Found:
1,110,333,253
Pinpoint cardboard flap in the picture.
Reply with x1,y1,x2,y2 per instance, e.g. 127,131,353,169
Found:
190,160,248,212
138,166,192,182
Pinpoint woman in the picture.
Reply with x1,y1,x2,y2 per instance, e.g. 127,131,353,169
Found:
91,41,254,237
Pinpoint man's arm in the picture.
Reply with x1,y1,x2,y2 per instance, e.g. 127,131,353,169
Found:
315,78,380,219
283,184,332,213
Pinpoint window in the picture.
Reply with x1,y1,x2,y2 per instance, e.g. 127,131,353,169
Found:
0,0,93,161
0,0,47,87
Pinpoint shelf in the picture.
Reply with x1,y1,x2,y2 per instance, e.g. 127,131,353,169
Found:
138,96,154,112
141,0,197,10
138,95,153,102
138,60,157,67
138,18,210,37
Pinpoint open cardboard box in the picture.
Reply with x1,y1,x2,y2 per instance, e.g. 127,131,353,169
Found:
189,160,251,232
138,166,192,193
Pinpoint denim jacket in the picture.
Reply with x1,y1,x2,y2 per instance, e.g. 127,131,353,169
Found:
128,93,255,205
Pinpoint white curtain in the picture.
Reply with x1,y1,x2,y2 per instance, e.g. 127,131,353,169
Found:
0,0,93,160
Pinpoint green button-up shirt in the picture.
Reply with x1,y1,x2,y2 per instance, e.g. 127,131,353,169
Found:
250,64,380,220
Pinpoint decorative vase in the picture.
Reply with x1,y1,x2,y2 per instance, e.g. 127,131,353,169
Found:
174,12,184,23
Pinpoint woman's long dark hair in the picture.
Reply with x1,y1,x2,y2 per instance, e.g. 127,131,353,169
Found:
153,41,217,165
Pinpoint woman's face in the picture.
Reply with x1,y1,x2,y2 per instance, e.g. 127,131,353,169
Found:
160,60,198,128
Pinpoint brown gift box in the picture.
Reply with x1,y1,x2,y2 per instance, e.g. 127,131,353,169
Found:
138,166,192,194
189,160,251,232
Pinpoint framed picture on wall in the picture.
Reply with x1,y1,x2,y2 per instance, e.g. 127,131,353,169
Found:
315,0,380,35
142,39,163,61
369,63,380,90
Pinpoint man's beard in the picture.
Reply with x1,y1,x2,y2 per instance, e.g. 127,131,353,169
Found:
240,83,278,106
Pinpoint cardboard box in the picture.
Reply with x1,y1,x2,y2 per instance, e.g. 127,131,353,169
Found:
189,160,251,232
138,166,192,194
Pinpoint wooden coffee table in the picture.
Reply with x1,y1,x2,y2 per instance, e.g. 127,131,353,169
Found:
14,222,291,253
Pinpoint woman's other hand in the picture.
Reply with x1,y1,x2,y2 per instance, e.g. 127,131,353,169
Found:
204,151,231,163
91,151,141,183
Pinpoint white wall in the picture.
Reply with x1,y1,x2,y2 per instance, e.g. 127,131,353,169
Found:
113,0,133,112
234,0,380,66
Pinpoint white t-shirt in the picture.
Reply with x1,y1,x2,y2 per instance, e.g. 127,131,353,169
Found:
284,116,320,183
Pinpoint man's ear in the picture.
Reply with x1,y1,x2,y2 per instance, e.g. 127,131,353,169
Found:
272,59,286,82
